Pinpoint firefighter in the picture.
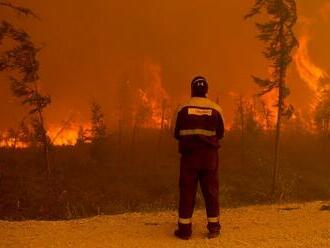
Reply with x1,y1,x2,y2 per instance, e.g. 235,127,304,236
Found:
174,76,224,240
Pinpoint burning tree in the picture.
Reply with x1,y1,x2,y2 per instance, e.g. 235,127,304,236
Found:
245,0,298,198
0,2,51,174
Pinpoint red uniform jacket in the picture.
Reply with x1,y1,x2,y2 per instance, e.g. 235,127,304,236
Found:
174,97,224,154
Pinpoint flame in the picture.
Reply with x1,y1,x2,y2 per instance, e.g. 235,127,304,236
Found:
136,61,170,129
294,35,330,108
320,2,330,22
294,36,328,92
228,94,275,130
48,123,91,146
0,136,28,148
0,123,92,148
228,90,277,129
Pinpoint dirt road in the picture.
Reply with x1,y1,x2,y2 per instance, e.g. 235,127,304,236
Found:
1,201,329,248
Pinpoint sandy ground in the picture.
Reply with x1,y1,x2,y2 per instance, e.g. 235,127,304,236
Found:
0,201,330,248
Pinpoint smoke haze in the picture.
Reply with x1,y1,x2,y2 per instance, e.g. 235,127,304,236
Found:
1,0,330,129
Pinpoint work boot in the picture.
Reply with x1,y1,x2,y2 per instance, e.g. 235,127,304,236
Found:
174,223,192,240
207,222,221,239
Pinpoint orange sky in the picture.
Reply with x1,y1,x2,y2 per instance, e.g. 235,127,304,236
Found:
1,0,330,130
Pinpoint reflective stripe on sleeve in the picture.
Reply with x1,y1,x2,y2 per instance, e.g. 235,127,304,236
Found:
207,217,219,223
178,218,192,224
179,129,216,137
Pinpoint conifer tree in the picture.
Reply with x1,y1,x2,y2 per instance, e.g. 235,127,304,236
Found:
246,0,298,197
91,101,107,143
1,1,51,174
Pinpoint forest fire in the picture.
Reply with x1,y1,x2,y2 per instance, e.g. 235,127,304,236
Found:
2,2,330,246
0,123,91,148
135,62,171,129
0,136,28,148
48,123,91,146
294,35,330,109
136,88,170,129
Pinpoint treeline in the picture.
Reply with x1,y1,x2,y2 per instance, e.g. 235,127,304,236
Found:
0,96,329,220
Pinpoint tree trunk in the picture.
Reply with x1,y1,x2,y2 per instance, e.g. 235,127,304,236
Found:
238,97,246,166
33,82,51,176
130,119,138,159
117,106,123,161
271,20,285,199
272,97,282,198
38,109,51,176
157,100,166,151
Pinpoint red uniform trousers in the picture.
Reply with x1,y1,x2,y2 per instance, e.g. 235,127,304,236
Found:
178,148,220,232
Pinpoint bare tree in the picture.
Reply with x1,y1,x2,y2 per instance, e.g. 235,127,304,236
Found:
246,0,298,198
157,99,169,149
236,96,247,166
0,2,51,175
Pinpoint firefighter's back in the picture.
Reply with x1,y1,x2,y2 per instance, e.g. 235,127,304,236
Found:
175,97,224,154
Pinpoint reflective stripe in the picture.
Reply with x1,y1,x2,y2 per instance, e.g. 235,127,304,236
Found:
178,97,223,116
188,108,212,116
207,217,219,223
179,129,216,137
178,218,192,224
